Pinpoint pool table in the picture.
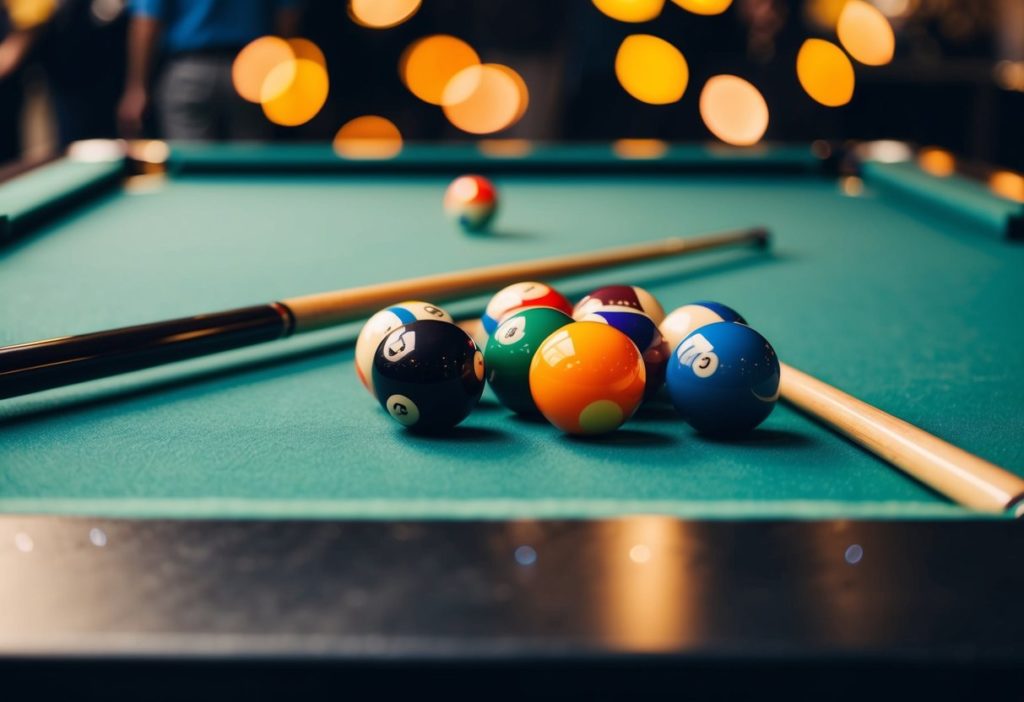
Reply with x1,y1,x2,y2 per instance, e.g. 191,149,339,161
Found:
1,142,1022,694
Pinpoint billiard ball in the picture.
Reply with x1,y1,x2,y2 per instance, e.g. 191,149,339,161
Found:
659,301,745,353
529,321,646,435
372,320,485,432
578,307,669,399
572,285,665,325
665,322,780,435
444,174,498,232
692,300,746,324
485,307,573,415
355,301,453,395
481,281,573,334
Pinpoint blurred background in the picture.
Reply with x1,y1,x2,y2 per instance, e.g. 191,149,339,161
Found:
1,0,1022,171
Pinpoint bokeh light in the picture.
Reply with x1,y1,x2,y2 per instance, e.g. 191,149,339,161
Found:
918,147,955,177
615,35,689,105
837,1,895,66
612,139,669,159
401,35,480,105
699,75,769,146
233,36,296,103
804,0,846,30
349,0,421,29
261,59,329,127
128,139,171,164
288,38,327,69
442,64,527,135
797,39,855,107
6,0,57,29
592,0,665,23
989,171,1024,203
333,116,403,159
493,64,531,125
670,0,732,16
478,139,534,158
854,140,913,163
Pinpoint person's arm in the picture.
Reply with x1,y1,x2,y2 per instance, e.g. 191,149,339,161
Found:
117,14,162,138
0,27,37,81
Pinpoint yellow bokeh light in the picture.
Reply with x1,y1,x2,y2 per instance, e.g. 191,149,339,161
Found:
989,171,1024,203
918,147,955,177
797,38,855,107
670,0,732,16
615,35,689,105
233,36,295,103
592,0,665,23
333,116,403,159
261,59,329,127
804,0,846,29
442,64,526,135
837,0,895,66
287,38,326,69
349,0,421,29
612,139,669,159
699,75,769,146
400,35,480,105
6,0,57,29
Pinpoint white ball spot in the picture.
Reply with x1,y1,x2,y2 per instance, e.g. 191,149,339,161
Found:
386,394,420,426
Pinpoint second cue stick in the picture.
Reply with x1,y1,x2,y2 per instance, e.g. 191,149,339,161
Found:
0,226,767,399
779,363,1024,516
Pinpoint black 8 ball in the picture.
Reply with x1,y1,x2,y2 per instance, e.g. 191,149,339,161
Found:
371,319,485,432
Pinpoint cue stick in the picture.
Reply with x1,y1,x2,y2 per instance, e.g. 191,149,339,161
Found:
0,226,768,399
779,363,1024,516
453,322,1024,515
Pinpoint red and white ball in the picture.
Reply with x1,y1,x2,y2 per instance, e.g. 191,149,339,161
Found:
444,174,498,232
481,281,573,334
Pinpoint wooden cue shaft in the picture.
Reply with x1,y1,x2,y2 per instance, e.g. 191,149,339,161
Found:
780,362,1024,515
285,227,768,332
0,227,767,399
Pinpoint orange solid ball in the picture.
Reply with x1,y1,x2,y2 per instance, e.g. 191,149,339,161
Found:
529,322,646,435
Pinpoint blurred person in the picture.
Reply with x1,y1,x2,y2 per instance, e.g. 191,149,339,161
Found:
117,0,300,141
0,0,49,164
38,0,126,147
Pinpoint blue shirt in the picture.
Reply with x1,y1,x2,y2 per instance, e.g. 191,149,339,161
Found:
131,0,296,53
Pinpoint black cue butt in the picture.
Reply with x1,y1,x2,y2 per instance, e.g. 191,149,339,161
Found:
0,303,294,400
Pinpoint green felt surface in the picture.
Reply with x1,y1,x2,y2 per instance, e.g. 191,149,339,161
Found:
0,159,122,236
1,148,1023,520
863,161,1023,237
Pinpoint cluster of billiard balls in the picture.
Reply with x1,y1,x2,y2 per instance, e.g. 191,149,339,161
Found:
355,282,781,437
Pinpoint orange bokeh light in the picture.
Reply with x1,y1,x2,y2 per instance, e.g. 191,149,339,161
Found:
288,38,326,69
797,38,855,107
349,0,421,29
232,36,296,103
478,139,534,158
615,34,689,105
671,0,732,15
989,171,1024,203
442,64,528,135
837,0,895,66
918,147,956,177
261,59,329,127
333,116,403,159
400,35,480,105
612,139,669,159
592,0,665,23
699,75,769,146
